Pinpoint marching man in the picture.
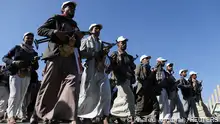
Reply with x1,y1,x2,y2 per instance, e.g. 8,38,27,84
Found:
78,23,111,124
109,36,136,124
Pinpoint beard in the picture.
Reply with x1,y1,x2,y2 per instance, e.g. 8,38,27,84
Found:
160,63,165,67
93,32,100,37
25,41,33,46
121,45,126,50
68,13,74,18
66,10,75,18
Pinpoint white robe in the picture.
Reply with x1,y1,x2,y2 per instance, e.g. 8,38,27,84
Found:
78,36,111,119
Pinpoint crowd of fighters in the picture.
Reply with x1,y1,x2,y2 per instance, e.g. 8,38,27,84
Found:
0,1,215,124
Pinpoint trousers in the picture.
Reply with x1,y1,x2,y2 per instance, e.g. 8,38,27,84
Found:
7,75,30,118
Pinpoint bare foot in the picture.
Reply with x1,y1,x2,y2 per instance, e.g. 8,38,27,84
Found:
103,118,108,124
70,120,76,124
163,120,167,124
7,117,16,124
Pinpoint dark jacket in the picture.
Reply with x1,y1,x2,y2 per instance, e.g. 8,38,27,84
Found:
150,69,169,96
178,77,193,99
37,14,80,60
165,71,179,99
135,63,158,97
2,45,39,75
109,51,136,83
166,72,177,91
135,64,152,88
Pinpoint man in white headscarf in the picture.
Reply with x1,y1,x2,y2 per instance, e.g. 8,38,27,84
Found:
135,55,160,123
153,57,171,123
34,1,85,124
109,36,136,123
78,23,111,124
188,71,212,118
165,63,186,122
2,32,39,124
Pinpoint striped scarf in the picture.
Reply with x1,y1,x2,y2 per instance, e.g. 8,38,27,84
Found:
20,43,35,53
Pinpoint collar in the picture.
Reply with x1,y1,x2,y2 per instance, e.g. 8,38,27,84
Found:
166,70,174,75
91,35,100,41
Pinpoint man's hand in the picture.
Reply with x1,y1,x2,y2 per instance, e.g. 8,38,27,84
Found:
103,47,110,55
151,67,157,72
34,56,41,61
68,35,76,47
32,56,40,64
193,82,196,88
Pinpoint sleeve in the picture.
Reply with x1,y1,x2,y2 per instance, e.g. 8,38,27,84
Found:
110,52,118,70
2,46,17,65
79,38,94,59
37,16,57,40
31,52,39,70
129,55,136,71
148,71,157,86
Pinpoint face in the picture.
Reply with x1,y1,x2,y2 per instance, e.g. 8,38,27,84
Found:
191,74,197,79
158,61,166,66
91,26,101,37
142,57,150,65
24,35,34,45
62,4,76,18
181,71,187,77
117,40,127,51
167,65,173,71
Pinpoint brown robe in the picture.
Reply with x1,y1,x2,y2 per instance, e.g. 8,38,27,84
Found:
35,56,80,121
34,14,82,121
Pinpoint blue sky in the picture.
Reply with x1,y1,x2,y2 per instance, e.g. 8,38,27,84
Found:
1,0,220,102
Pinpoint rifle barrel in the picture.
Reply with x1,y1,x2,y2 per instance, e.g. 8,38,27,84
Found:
38,38,51,43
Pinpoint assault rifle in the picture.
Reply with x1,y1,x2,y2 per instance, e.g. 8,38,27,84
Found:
34,31,92,49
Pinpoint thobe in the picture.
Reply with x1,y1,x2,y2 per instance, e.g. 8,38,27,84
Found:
35,14,81,121
78,36,111,119
109,51,136,119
